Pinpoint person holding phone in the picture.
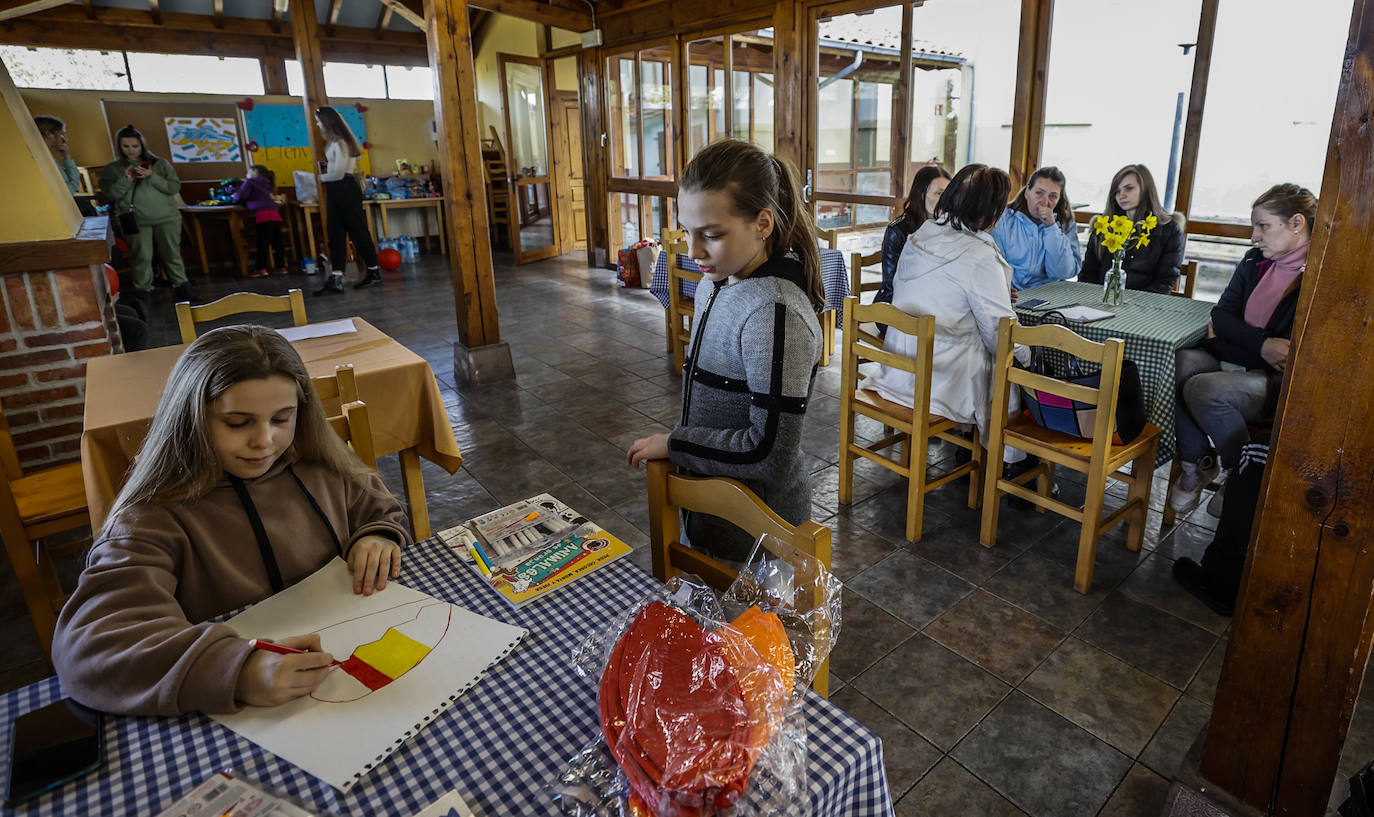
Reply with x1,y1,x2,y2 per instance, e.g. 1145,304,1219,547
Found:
991,166,1082,293
98,125,193,310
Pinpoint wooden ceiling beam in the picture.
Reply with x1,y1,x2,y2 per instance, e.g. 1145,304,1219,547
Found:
466,0,590,32
325,0,342,35
374,3,392,36
212,0,222,28
376,0,423,30
80,0,94,19
269,0,281,32
147,0,160,25
0,0,70,22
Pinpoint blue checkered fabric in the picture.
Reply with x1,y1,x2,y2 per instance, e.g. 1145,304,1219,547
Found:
0,541,894,817
651,249,851,317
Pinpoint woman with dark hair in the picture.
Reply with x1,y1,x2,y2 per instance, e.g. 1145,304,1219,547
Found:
1079,164,1184,293
1168,183,1317,515
99,124,191,308
991,166,1082,292
867,163,1029,445
875,164,951,310
314,106,381,294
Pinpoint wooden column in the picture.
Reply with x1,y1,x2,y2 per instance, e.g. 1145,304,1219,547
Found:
1200,2,1374,814
288,0,329,252
579,47,610,268
1007,0,1053,188
260,56,288,95
891,2,913,201
1171,0,1219,219
425,0,502,353
771,0,805,173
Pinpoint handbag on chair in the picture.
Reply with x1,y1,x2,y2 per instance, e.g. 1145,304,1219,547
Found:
1018,349,1146,444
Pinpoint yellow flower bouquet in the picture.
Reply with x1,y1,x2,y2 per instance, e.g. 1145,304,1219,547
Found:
1092,213,1157,305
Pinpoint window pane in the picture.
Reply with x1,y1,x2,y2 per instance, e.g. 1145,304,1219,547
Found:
1189,0,1346,219
816,201,852,231
816,76,852,192
324,62,387,98
909,62,966,170
0,47,128,90
640,50,672,179
505,61,548,177
384,65,433,100
1040,0,1200,214
608,57,638,178
126,53,264,94
686,37,726,159
731,69,751,142
753,73,775,153
285,60,304,96
613,192,641,248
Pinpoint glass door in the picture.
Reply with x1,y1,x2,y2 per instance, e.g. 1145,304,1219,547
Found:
499,54,560,264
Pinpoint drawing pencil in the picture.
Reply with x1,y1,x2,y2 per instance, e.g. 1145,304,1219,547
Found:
247,638,342,666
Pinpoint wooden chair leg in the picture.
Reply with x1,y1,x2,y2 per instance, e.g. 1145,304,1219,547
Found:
1161,456,1181,528
1125,442,1160,552
967,428,983,510
1074,466,1110,594
398,448,431,541
0,511,56,658
664,307,674,354
906,431,929,543
837,405,855,506
979,444,1005,548
820,309,835,368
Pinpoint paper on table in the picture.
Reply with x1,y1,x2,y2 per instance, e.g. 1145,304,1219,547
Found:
277,319,358,342
1048,305,1115,323
410,790,477,817
212,559,527,792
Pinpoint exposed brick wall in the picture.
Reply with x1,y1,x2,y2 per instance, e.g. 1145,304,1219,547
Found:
0,265,114,470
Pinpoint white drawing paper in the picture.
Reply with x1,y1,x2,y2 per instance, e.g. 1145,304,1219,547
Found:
212,559,527,791
276,318,357,343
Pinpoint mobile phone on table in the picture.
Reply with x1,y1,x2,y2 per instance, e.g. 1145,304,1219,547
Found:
1018,297,1050,310
5,698,105,807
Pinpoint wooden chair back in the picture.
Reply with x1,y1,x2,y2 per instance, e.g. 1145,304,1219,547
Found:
646,458,833,698
849,250,883,303
1172,260,1199,299
837,297,982,541
0,397,91,658
980,316,1160,592
662,227,699,371
816,227,838,249
176,289,307,343
311,364,378,469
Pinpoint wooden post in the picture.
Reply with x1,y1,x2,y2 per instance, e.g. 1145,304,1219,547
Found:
288,0,329,254
1170,0,1219,220
259,56,288,95
891,1,913,203
1199,2,1374,814
579,46,610,268
425,0,505,365
1007,0,1053,188
771,0,805,174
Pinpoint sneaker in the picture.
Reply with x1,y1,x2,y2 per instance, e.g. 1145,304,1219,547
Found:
1206,480,1226,518
273,267,289,276
248,268,269,278
353,267,382,290
1172,557,1234,616
1168,456,1219,514
313,274,344,296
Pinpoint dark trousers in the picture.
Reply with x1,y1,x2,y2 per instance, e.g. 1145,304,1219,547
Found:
1200,441,1269,605
255,220,286,271
323,178,378,273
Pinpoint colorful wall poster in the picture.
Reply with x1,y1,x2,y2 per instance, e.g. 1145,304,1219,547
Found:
241,104,371,183
164,116,242,163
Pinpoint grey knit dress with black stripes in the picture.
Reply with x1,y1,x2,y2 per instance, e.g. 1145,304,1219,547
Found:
667,254,822,562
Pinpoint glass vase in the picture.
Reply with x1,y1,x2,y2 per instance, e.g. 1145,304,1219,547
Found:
1102,256,1125,306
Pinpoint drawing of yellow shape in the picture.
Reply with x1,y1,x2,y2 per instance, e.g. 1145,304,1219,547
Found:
351,627,431,679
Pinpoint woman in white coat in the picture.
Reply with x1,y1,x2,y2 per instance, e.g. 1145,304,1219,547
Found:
868,163,1032,471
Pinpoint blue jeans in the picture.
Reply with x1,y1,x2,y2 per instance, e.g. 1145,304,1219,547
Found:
1173,348,1267,467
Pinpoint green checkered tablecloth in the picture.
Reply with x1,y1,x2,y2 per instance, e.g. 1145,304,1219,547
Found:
1014,281,1214,467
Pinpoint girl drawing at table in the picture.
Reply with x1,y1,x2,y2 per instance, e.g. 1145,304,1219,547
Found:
53,326,412,716
233,164,288,278
626,139,823,564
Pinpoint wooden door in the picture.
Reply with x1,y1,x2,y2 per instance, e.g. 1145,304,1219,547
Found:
553,90,587,253
499,53,561,264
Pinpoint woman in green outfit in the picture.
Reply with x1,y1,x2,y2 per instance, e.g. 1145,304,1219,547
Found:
99,125,192,307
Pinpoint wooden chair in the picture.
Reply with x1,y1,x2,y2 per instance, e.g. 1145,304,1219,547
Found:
0,399,91,659
176,289,307,343
310,364,378,470
837,297,982,542
662,227,700,371
646,458,834,698
817,228,838,367
849,250,882,306
980,316,1161,593
1171,260,1199,299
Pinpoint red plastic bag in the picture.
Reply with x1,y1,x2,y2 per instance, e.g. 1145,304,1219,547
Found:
618,249,641,288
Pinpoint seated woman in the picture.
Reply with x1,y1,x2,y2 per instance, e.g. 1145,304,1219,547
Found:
1079,164,1184,293
866,163,1029,460
1168,183,1316,514
876,164,951,311
991,166,1082,292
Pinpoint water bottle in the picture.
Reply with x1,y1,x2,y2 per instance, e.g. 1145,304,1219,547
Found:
407,236,419,260
301,257,316,275
402,236,418,262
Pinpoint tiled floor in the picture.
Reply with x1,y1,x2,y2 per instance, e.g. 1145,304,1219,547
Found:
1,251,1367,816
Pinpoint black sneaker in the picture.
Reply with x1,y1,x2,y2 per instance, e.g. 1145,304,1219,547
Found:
1172,557,1235,616
353,268,382,290
314,276,344,296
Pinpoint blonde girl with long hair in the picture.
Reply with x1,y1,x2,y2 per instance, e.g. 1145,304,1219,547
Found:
53,326,412,717
626,139,823,564
314,105,382,293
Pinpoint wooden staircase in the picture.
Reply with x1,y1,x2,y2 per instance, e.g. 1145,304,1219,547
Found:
482,126,514,249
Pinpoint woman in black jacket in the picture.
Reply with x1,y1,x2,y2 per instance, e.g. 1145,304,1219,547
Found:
1079,164,1184,293
1167,183,1316,515
875,164,951,311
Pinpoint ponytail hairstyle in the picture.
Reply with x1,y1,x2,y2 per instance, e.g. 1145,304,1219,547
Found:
679,140,825,313
101,325,386,536
114,124,155,163
1009,166,1074,231
1252,183,1318,236
314,106,362,158
250,164,276,188
902,163,952,230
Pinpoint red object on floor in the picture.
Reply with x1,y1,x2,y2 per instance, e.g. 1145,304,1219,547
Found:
378,248,403,271
103,263,119,296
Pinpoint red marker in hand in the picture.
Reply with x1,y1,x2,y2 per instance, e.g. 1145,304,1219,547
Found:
248,638,342,666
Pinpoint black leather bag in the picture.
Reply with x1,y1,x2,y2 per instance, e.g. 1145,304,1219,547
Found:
116,211,139,236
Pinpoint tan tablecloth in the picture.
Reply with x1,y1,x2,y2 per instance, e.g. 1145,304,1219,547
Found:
81,317,462,529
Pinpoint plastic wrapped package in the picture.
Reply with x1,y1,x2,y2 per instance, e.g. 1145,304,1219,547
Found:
553,536,842,817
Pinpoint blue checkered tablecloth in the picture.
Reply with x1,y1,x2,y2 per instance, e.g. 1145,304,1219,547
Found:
650,248,850,316
1014,280,1214,468
0,541,894,817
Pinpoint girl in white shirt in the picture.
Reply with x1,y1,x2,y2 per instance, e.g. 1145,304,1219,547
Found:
314,106,381,294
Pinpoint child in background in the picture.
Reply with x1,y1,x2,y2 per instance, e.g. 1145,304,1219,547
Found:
314,106,382,294
53,326,412,717
626,140,824,564
234,164,288,277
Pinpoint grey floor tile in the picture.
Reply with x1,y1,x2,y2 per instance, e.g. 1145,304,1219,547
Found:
896,757,1028,817
982,551,1110,632
823,514,900,582
1186,636,1228,703
829,686,942,801
829,589,915,682
848,550,973,630
1075,592,1217,690
924,589,1065,685
953,692,1132,817
1098,763,1172,817
1118,555,1232,635
853,634,1009,750
905,514,1016,585
1140,694,1211,779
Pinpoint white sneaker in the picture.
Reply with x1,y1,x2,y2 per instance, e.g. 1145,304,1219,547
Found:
1169,456,1220,514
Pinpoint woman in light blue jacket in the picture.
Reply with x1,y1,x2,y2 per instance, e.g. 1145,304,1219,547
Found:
991,166,1082,292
